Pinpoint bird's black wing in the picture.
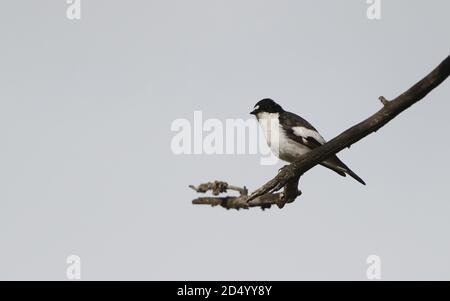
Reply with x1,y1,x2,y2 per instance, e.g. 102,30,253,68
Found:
279,111,347,177
279,111,324,150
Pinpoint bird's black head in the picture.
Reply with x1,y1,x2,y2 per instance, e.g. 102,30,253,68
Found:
250,98,284,115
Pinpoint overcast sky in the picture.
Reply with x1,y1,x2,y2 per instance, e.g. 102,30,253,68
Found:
0,0,449,280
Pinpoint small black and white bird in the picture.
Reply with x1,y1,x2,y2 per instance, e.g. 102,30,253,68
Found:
251,98,365,185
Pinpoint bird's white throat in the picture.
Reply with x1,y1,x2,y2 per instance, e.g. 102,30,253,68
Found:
255,112,281,155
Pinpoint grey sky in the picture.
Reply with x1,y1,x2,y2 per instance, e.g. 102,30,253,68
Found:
0,0,449,280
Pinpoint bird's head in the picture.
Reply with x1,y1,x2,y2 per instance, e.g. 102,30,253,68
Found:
250,98,284,116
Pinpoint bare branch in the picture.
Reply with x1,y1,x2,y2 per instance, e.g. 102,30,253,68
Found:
190,179,300,210
191,55,450,210
189,181,247,196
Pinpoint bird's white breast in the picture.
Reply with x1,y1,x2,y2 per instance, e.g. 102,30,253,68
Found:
257,112,279,151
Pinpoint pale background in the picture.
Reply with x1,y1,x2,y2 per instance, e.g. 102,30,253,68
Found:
0,0,449,280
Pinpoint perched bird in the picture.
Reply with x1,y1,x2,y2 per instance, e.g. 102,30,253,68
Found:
251,98,365,185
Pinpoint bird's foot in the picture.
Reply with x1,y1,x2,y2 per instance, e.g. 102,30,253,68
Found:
278,164,290,173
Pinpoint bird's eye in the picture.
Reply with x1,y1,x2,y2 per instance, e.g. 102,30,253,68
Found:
254,105,260,110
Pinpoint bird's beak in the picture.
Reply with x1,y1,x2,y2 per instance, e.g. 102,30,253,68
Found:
250,109,258,115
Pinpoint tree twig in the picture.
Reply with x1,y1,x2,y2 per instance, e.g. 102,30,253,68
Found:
189,180,300,210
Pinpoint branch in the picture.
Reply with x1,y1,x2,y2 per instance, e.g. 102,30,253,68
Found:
191,55,450,210
190,179,300,210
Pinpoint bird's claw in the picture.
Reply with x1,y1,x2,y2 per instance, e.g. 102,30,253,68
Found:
278,165,289,173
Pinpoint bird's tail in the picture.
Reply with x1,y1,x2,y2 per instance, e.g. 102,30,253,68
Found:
321,156,366,185
344,168,366,185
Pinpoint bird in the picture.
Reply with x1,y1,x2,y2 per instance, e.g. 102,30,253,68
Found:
250,98,365,185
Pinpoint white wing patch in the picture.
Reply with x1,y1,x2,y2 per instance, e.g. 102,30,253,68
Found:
292,126,326,145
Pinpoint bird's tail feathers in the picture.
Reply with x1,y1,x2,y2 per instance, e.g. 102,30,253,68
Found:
321,160,366,185
344,168,366,185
